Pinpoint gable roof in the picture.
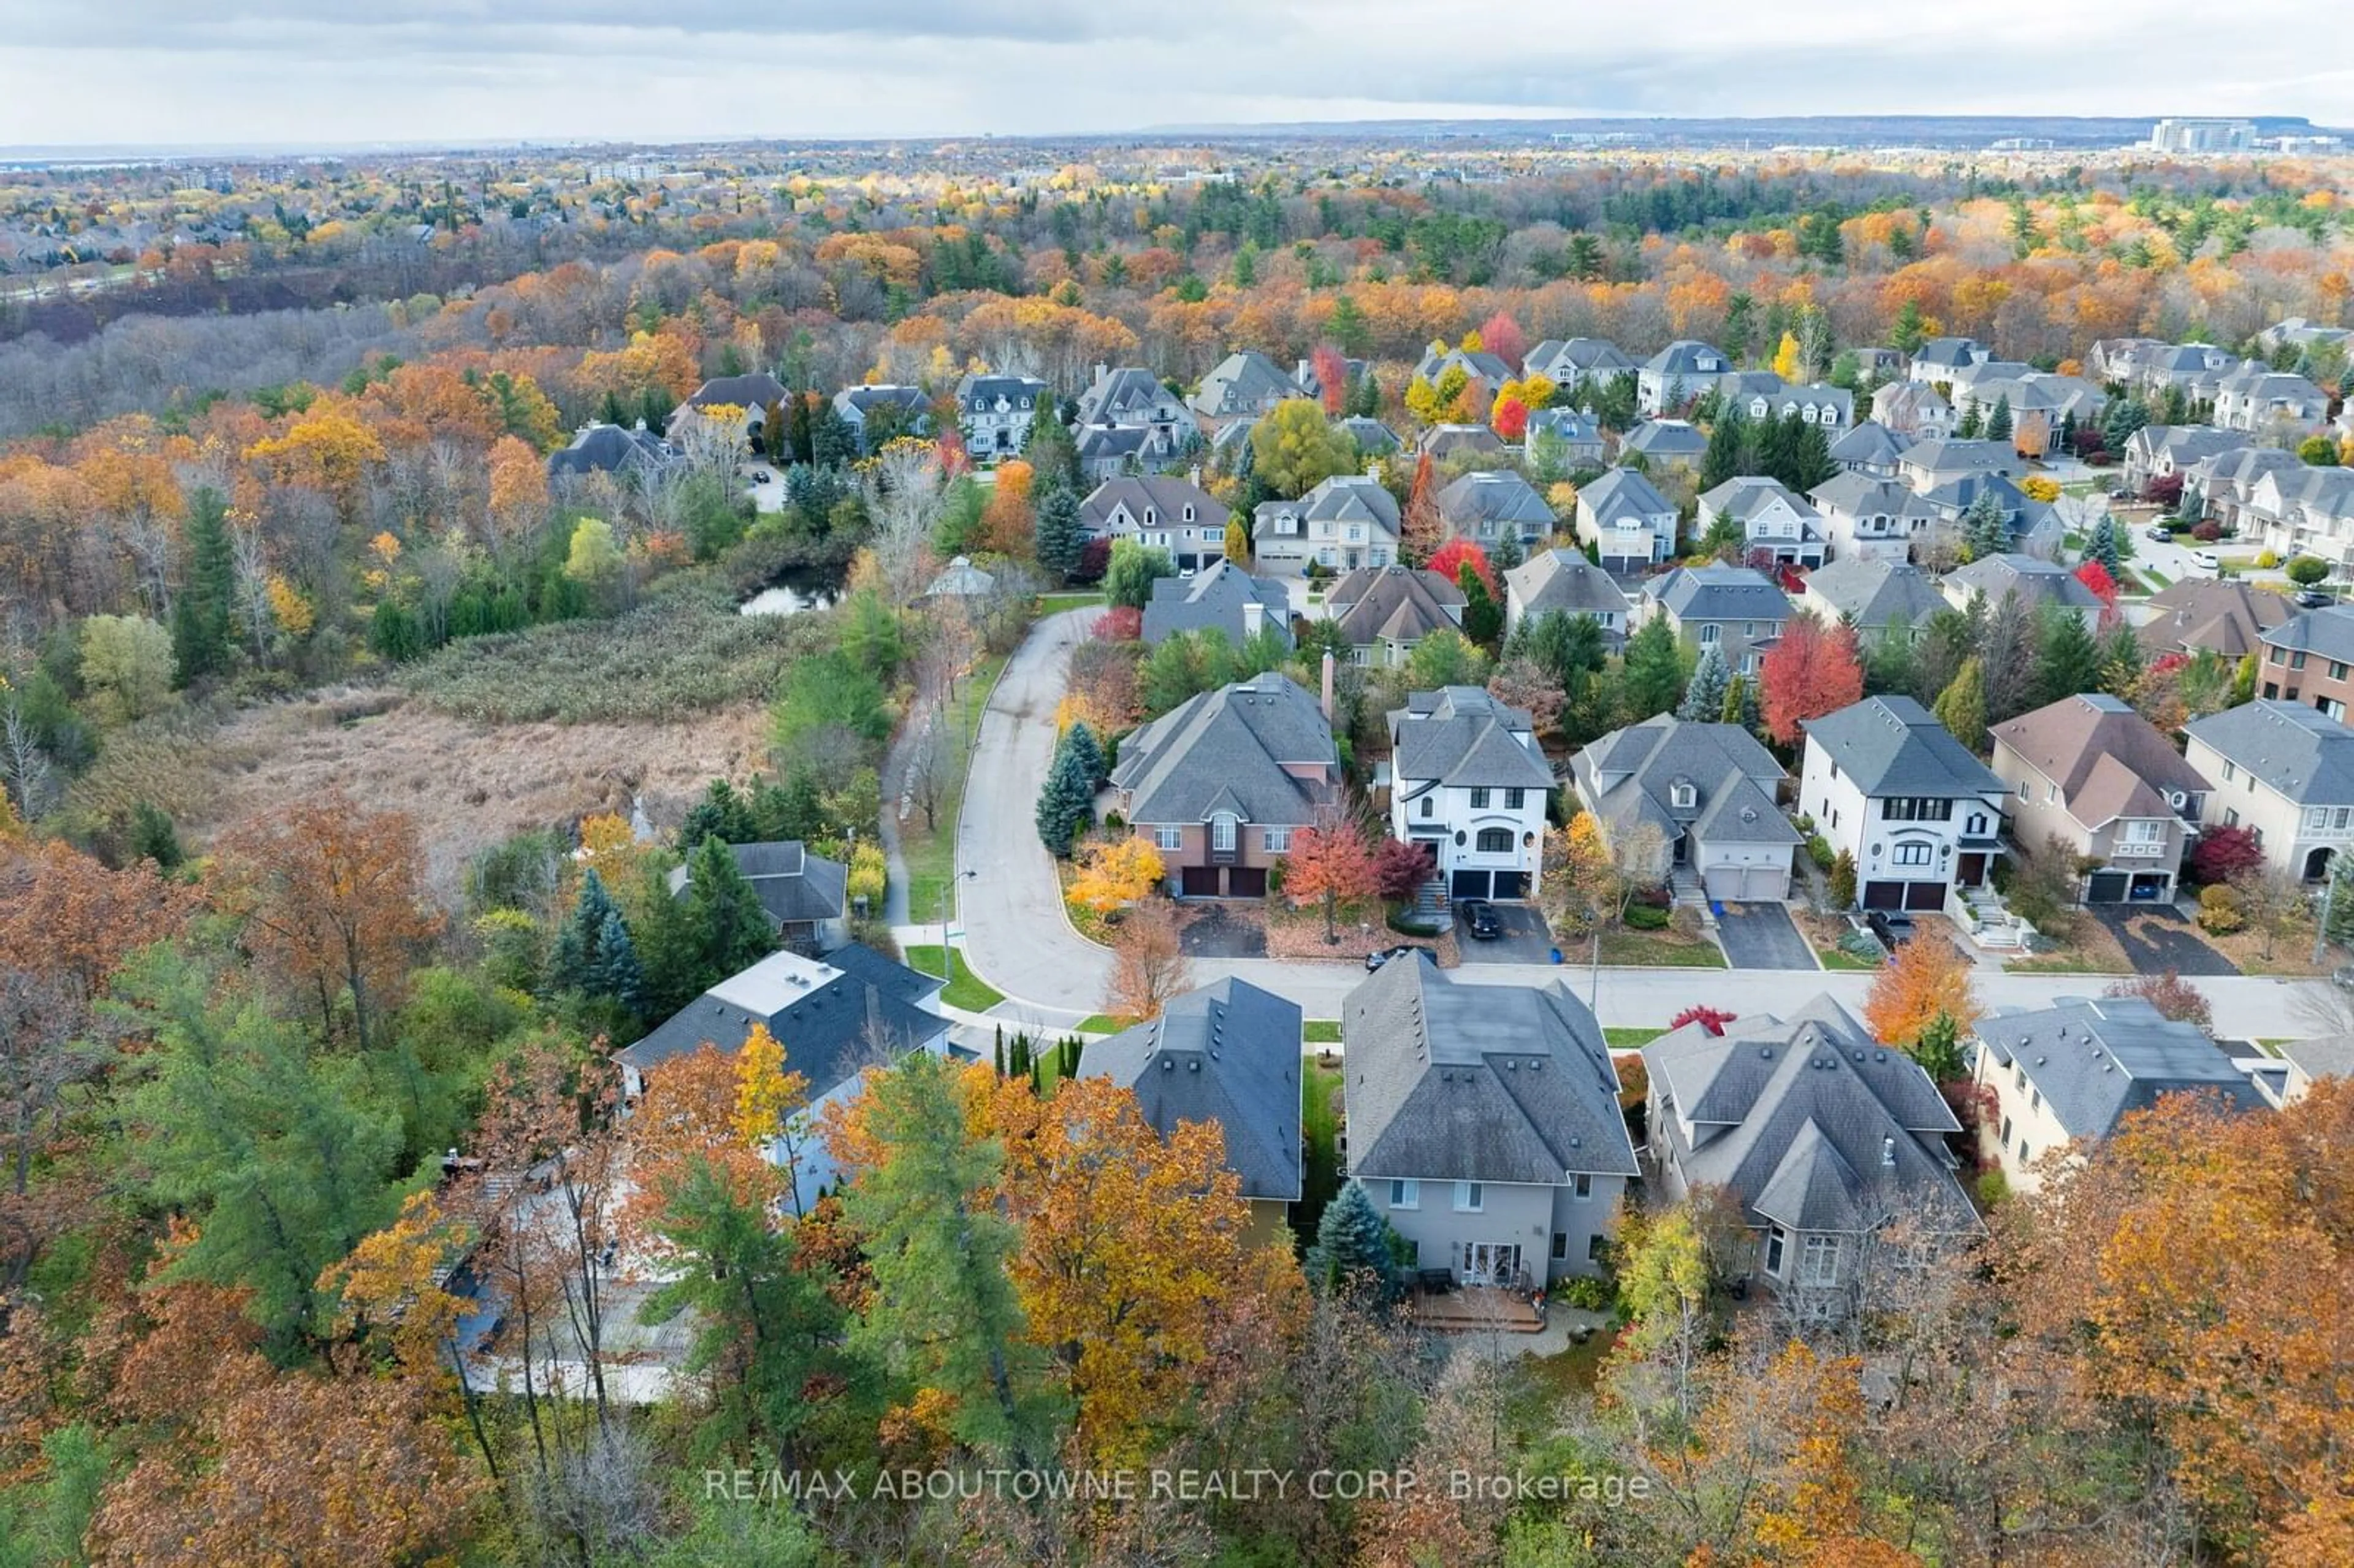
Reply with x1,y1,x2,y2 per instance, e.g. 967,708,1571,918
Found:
1343,958,1637,1183
1436,469,1553,528
547,422,674,479
1524,337,1636,378
1191,351,1305,417
1075,365,1183,427
1802,696,2002,799
1622,419,1708,459
1077,475,1231,533
1827,420,1906,468
1389,687,1553,790
1644,997,1976,1234
2185,699,2354,805
1141,559,1294,649
2261,603,2354,664
1110,672,1336,826
617,944,943,1095
1646,563,1793,625
1800,557,1947,630
687,373,787,411
1327,565,1463,647
1990,695,2212,826
1573,715,1799,849
1943,554,2103,612
1973,995,2262,1141
665,840,848,928
1505,549,1634,622
956,372,1049,411
1644,340,1731,378
1256,473,1402,533
2137,579,2296,660
1579,466,1675,523
1081,978,1304,1201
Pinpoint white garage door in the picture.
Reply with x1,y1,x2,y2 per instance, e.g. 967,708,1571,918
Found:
1705,864,1790,902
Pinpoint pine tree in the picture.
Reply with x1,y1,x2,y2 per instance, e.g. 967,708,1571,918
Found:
684,835,775,981
1032,484,1084,582
2097,621,2144,698
994,1025,1007,1078
1620,616,1686,721
1721,672,1758,730
1457,563,1503,647
592,905,645,1014
1700,404,1748,490
1957,402,1986,440
1680,641,1732,721
1960,491,2010,561
1308,1181,1393,1297
1034,739,1096,856
171,487,236,683
1985,394,2013,442
2033,603,2106,707
549,868,620,994
1933,658,1989,752
2085,514,2122,574
1059,721,1105,788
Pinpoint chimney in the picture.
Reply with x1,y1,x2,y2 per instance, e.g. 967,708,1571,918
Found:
1320,651,1336,723
1188,463,1202,489
1297,358,1313,388
1243,600,1265,638
1093,361,1108,386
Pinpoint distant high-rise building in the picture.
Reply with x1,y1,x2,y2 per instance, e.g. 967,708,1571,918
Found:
2147,118,2257,154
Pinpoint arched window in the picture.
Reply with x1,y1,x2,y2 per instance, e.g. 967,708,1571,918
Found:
1476,828,1514,853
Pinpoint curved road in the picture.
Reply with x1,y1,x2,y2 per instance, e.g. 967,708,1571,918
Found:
952,612,2328,1041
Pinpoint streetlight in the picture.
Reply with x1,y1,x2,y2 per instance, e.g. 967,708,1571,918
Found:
940,869,978,991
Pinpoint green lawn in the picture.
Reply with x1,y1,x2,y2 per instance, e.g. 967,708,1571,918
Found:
1303,1020,1341,1044
900,944,1007,1011
2006,956,2117,975
1603,1027,1663,1049
1598,928,1728,968
1074,1013,1124,1035
1297,1056,1346,1243
1815,945,1880,972
1034,591,1107,615
901,651,1008,924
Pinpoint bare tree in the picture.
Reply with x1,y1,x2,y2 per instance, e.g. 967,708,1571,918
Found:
864,444,944,609
0,705,56,820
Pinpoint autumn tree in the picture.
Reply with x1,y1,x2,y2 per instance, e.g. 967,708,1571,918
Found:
1066,837,1166,913
1284,818,1378,943
1865,934,1981,1046
1932,657,1989,752
1759,609,1865,745
1371,837,1435,903
1251,400,1356,500
214,789,442,1052
1400,453,1442,565
1104,900,1190,1023
2104,969,2214,1032
980,458,1037,558
1425,536,1495,595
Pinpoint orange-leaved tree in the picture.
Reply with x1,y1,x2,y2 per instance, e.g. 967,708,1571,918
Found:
1104,899,1190,1023
1760,609,1865,745
1067,837,1167,914
1401,452,1442,565
1864,934,1980,1046
1284,819,1378,943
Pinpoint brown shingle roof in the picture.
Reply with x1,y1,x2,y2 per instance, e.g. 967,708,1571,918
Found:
1990,694,2211,826
2135,579,2295,660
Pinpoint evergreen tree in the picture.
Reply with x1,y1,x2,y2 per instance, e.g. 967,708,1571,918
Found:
1864,614,1918,696
1034,737,1096,856
592,905,646,1016
1933,658,1989,752
1060,720,1106,788
2059,409,2078,454
2033,603,2106,707
1721,672,1759,730
1960,491,2010,561
1985,394,2013,442
1619,616,1686,721
1956,402,1986,440
1307,1181,1394,1298
680,778,760,847
2097,621,2144,698
1457,563,1503,647
1980,592,2038,725
1890,299,1928,354
685,835,776,981
1700,405,1748,490
2085,514,2123,574
1679,641,1732,721
2101,397,2150,459
1021,411,1083,494
128,801,184,870
171,487,237,683
548,868,614,994
1032,484,1084,582
1788,419,1836,492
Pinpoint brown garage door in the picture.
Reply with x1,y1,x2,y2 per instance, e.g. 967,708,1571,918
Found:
1862,880,1906,910
1227,866,1268,898
1903,881,1947,912
1179,866,1221,897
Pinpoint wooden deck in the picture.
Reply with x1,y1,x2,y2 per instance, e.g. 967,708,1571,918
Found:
1407,1284,1545,1333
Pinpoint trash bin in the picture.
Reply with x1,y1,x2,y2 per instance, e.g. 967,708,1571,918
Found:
1548,946,1563,965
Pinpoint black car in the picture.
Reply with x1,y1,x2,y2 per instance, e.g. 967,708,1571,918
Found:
1459,899,1503,940
1865,910,1916,950
2109,487,2135,501
2297,588,2334,608
1364,943,1420,973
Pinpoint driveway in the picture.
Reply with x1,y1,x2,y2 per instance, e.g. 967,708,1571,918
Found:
1179,904,1268,959
1458,904,1557,965
1713,902,1816,971
2093,905,2239,977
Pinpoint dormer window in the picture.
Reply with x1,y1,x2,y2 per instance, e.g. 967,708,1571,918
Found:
1671,783,1697,809
1183,505,1195,522
1144,508,1157,525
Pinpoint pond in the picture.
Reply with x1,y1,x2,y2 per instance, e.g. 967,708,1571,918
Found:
738,576,839,617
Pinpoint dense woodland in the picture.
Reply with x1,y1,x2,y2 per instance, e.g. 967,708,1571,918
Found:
2,146,2353,1566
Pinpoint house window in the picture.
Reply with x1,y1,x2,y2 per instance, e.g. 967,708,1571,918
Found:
1476,828,1514,853
2225,808,2241,827
1506,788,1526,810
1588,1234,1606,1262
2123,819,2164,843
1893,842,1933,867
1572,1173,1593,1200
1211,815,1237,852
1672,783,1696,809
1699,623,1721,644
1388,1179,1419,1210
1153,826,1183,851
2018,781,2030,800
1800,1235,1842,1288
2223,761,2238,783
2019,1138,2032,1164
1552,1231,1568,1260
1967,813,1987,835
1183,505,1195,523
2293,652,2309,670
2030,1089,2041,1111
1144,508,1157,526
1453,1181,1484,1213
1263,826,1292,853
2332,661,2348,681
2000,1114,2013,1145
1469,788,1491,809
1420,796,1434,820
1766,1227,1787,1274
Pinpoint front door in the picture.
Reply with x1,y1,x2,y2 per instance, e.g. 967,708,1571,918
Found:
1460,1243,1522,1287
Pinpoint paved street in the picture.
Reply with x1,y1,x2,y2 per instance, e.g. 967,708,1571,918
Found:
950,610,2338,1043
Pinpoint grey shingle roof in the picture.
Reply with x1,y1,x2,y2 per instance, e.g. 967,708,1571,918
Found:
1389,687,1552,791
2138,579,2295,660
1327,565,1463,647
1572,715,1797,849
1339,416,1400,453
1973,995,2262,1141
1191,351,1305,417
1077,476,1230,535
1074,366,1181,427
1644,340,1731,377
2261,604,2354,663
1647,564,1793,625
1802,696,2003,799
1802,558,1947,630
1523,337,1636,379
1827,421,1906,468
956,372,1050,411
1420,424,1507,460
1943,554,2103,613
1622,419,1708,460
618,945,943,1095
547,423,674,479
1579,466,1674,523
1110,673,1336,827
1141,560,1294,649
687,373,787,411
1900,438,2016,475
1343,957,1637,1183
1644,997,1976,1235
1436,470,1553,530
1505,549,1634,622
2185,699,2354,805
1080,978,1304,1201
665,840,848,927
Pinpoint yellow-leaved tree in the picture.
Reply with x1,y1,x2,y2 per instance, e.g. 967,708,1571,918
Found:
1772,331,1803,381
733,1021,810,1151
1067,838,1165,913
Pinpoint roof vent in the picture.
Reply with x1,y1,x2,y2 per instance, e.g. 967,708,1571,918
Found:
1881,1135,1897,1168
1852,1051,1865,1063
1162,1057,1174,1071
1874,1051,1886,1062
1761,1046,1774,1059
1506,1059,1518,1070
1569,1135,1582,1147
1529,1060,1543,1071
1189,1060,1202,1073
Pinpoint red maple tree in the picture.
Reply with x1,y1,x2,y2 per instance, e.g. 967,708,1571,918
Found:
1372,837,1434,902
1670,1005,1739,1036
1759,612,1865,745
1284,821,1378,943
1477,311,1527,371
1425,537,1496,595
2074,558,2119,608
1491,396,1529,440
1312,344,1349,416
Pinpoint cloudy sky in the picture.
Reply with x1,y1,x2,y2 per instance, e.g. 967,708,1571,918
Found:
2,1,2350,149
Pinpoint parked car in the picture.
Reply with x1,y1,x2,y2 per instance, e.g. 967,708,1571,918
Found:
1458,899,1503,940
2190,549,2220,573
2109,488,2135,501
2298,588,2335,609
1865,910,1916,950
1364,943,1420,973
2144,523,2173,542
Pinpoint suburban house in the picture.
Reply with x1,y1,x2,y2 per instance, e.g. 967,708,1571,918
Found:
1339,416,1401,455
955,372,1051,460
2261,1035,2354,1108
2186,446,2304,535
1732,381,1856,432
2186,699,2354,879
1387,687,1553,902
1252,474,1401,576
1343,959,1638,1287
546,422,676,482
1989,694,2213,905
1503,548,1633,642
1800,696,2009,911
1808,471,1938,563
1697,476,1829,568
2088,337,2170,384
668,372,788,439
1415,342,1515,393
1638,340,1734,416
1871,380,1954,441
1420,422,1507,462
2258,604,2354,721
1575,467,1680,571
1077,475,1232,572
1946,372,2106,455
2240,463,2354,571
1908,337,1991,386
1571,715,1800,900
1969,997,2263,1195
1108,672,1339,899
2122,425,2250,495
2136,342,2242,399
1523,407,1606,468
1073,364,1195,478
1324,565,1465,666
665,840,851,950
1635,564,1792,677
1189,350,1306,424
1897,438,2021,492
1080,978,1303,1241
1436,470,1556,549
1620,418,1709,469
1643,996,1978,1311
619,945,948,1211
1523,337,1637,392
1915,472,2062,558
1940,554,2105,630
831,384,932,452
1140,559,1293,650
1798,558,1947,642
1827,420,1907,479
2136,578,2296,662
2258,317,2354,357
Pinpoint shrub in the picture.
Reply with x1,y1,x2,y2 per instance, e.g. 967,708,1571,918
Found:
2188,824,2264,886
1623,902,1671,930
1631,884,1672,908
1828,849,1857,908
1973,1169,2009,1210
1807,835,1835,871
2197,883,2245,934
2287,555,2331,587
2192,520,2223,542
2256,549,2280,569
1559,1276,1615,1312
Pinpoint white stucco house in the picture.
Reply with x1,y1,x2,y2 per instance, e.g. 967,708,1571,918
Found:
1799,696,2008,913
1387,687,1554,903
